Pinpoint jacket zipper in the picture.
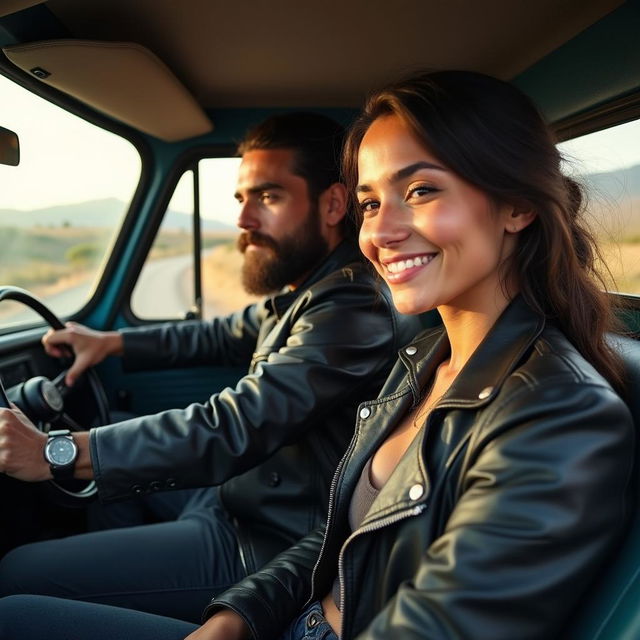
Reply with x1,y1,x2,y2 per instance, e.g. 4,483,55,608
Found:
307,442,351,605
339,503,427,639
307,393,410,605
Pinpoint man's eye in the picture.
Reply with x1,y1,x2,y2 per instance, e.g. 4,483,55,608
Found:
260,192,278,203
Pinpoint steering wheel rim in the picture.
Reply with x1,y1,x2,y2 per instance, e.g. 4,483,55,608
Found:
0,285,110,502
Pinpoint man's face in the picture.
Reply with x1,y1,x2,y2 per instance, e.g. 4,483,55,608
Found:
234,148,329,294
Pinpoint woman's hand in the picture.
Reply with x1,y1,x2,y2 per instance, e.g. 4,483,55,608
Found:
184,610,251,640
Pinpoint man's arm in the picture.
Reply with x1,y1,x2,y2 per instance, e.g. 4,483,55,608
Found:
91,272,407,503
42,323,123,387
42,303,264,384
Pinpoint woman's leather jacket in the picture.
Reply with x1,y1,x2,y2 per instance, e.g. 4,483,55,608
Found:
207,297,635,639
88,242,421,573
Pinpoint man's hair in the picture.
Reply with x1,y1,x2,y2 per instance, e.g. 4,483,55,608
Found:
238,112,345,203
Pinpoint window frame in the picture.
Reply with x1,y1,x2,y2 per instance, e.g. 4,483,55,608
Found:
119,144,237,327
0,64,151,335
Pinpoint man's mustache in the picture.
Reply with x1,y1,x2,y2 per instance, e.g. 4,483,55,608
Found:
237,231,279,254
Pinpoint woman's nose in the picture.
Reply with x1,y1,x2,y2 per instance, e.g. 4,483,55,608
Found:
362,202,410,248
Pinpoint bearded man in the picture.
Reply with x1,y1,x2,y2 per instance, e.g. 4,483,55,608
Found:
0,113,420,623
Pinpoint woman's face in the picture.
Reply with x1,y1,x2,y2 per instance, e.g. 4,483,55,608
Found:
357,114,519,316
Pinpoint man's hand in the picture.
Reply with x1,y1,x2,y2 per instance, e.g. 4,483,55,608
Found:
0,406,50,481
184,610,251,640
42,322,124,386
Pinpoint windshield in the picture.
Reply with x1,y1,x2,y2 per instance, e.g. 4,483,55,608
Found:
0,73,141,328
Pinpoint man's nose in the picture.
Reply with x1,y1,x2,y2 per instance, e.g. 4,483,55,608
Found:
237,199,259,230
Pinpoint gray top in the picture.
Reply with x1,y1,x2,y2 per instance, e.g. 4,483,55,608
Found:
332,456,381,610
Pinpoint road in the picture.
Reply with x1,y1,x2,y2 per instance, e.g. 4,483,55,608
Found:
0,253,195,326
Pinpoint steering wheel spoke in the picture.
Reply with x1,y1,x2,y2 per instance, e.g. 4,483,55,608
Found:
52,370,72,399
58,412,85,432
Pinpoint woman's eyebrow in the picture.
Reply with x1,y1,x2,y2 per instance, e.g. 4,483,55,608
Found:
357,161,446,193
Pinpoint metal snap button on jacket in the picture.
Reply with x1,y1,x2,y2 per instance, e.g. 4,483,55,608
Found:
409,483,424,500
478,386,494,399
359,406,371,419
405,345,417,355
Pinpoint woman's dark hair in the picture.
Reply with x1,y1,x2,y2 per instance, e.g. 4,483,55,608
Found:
343,70,623,390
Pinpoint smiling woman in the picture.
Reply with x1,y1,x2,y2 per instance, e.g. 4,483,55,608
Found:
0,69,633,640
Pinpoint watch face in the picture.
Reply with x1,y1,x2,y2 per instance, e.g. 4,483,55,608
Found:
46,437,76,465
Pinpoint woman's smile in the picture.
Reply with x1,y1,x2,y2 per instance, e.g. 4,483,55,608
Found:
382,253,437,283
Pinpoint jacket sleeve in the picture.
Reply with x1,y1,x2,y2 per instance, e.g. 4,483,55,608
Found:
202,526,326,639
358,379,634,640
119,302,264,371
90,276,400,502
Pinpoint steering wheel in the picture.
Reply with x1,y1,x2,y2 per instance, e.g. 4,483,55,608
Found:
0,286,111,503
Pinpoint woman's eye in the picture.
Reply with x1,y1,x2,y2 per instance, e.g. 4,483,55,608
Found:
407,185,437,200
358,199,379,216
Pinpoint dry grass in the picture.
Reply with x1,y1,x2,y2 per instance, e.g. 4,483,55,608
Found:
599,242,640,295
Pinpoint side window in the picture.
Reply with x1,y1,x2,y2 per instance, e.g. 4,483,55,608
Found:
558,119,640,295
0,74,141,329
131,157,259,320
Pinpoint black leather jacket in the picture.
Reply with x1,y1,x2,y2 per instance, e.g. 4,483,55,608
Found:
207,297,635,639
88,242,420,573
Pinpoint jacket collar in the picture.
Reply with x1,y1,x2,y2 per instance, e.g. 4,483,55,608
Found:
399,296,546,409
352,297,547,526
265,240,364,319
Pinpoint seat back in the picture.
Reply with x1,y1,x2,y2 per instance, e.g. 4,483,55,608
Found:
567,334,640,639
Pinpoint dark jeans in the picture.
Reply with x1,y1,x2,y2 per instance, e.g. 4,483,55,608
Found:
0,487,244,623
278,601,340,640
0,595,198,640
0,596,337,640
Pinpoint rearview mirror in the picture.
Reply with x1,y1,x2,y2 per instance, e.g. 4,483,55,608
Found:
0,126,20,166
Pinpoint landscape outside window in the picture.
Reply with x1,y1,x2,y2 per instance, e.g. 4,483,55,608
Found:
0,73,141,327
132,158,259,320
559,118,640,295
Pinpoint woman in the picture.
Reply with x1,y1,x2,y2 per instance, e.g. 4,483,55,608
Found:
0,70,634,640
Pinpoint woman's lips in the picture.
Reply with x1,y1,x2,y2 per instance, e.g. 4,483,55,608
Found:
383,253,437,283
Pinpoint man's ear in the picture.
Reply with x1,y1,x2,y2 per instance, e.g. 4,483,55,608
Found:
504,204,536,234
320,183,348,227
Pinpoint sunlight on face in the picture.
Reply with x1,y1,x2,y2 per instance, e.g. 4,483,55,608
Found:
357,115,517,316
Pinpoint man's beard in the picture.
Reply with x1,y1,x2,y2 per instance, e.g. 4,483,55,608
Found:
237,204,329,295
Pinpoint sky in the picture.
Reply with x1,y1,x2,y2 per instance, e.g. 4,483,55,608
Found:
1,72,639,218
0,73,241,223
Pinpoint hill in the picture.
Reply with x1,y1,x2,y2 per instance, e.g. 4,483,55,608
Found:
0,197,235,232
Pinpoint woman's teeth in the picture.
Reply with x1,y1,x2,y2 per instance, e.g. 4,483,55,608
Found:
386,255,434,274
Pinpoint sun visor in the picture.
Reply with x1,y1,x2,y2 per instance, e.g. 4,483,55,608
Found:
3,39,213,141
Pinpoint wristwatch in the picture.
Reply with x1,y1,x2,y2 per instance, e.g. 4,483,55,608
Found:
43,429,78,480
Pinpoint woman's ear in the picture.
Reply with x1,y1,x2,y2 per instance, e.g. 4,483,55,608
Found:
320,183,348,227
505,205,536,234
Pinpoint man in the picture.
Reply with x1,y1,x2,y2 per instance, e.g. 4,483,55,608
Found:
0,112,420,622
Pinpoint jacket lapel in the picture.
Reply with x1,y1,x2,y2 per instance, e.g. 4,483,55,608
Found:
355,296,546,524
